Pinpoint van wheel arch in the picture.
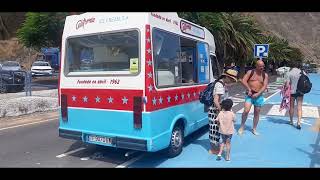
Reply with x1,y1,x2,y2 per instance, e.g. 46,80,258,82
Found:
166,118,185,158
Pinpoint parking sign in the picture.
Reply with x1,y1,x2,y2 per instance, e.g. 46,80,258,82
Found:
254,44,269,58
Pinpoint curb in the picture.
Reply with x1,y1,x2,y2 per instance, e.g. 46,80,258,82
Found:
0,110,59,129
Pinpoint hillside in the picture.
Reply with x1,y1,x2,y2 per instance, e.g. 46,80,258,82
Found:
251,12,320,63
0,12,319,66
0,12,25,40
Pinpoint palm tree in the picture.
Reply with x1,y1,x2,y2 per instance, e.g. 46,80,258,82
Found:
178,12,303,76
223,13,263,75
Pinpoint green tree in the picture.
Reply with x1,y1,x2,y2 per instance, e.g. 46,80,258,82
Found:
227,13,263,75
178,12,305,76
17,12,68,50
179,12,264,76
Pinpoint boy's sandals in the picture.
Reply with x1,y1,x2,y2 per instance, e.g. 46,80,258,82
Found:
216,155,222,161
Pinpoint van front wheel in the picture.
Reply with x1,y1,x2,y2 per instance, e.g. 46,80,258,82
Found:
167,124,184,158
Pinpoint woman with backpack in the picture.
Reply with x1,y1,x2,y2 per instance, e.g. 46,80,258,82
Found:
286,62,312,130
208,69,238,154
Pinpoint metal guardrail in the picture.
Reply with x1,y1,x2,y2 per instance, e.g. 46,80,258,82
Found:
0,70,32,96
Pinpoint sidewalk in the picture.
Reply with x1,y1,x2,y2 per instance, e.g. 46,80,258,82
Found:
0,74,279,128
129,73,320,168
0,110,58,129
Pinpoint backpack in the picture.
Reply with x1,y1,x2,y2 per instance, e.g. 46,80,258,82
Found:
296,70,312,94
199,80,224,106
248,70,266,82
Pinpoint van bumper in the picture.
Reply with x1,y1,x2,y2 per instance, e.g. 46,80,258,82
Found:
59,128,148,151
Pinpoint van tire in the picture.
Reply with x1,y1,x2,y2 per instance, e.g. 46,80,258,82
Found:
167,124,184,158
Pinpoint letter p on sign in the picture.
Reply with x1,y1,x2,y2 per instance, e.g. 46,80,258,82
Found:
254,44,269,58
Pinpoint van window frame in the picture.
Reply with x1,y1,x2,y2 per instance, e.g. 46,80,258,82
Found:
152,27,210,89
63,28,141,77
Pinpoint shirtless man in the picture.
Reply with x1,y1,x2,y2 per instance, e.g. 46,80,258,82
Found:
238,60,269,135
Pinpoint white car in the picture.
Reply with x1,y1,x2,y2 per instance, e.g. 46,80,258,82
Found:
276,66,291,76
31,61,53,76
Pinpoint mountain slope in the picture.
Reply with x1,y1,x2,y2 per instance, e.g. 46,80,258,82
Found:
251,12,320,63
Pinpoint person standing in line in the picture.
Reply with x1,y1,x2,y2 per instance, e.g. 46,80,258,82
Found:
208,69,238,154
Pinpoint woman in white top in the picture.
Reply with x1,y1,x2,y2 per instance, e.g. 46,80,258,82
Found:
208,69,238,154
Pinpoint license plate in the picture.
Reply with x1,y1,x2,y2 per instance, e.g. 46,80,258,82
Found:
88,135,112,144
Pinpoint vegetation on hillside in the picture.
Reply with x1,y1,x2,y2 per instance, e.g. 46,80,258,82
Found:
178,12,304,75
17,12,68,50
16,12,304,75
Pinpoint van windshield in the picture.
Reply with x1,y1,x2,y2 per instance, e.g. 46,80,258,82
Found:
3,61,19,67
65,30,139,75
33,62,50,66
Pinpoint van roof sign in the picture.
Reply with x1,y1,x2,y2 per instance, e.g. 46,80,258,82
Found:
180,20,205,39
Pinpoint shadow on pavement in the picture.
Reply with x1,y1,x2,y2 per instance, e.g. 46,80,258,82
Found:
131,125,210,167
234,124,253,132
65,140,86,152
64,140,130,164
296,129,320,167
266,117,292,125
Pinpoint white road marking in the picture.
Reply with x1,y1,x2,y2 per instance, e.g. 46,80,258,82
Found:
237,107,254,114
229,97,245,103
293,120,312,126
0,118,57,131
80,157,90,161
267,105,287,116
267,84,282,87
302,106,320,118
56,147,86,158
243,116,312,126
115,154,145,168
265,89,281,101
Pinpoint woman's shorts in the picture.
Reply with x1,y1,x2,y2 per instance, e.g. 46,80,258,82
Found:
291,93,304,98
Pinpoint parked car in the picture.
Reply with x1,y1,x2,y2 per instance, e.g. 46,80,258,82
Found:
0,70,25,93
1,61,22,71
308,63,318,73
31,61,53,76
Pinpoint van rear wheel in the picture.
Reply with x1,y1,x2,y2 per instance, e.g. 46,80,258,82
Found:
167,124,184,158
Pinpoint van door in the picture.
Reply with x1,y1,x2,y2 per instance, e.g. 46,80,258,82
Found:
197,42,210,84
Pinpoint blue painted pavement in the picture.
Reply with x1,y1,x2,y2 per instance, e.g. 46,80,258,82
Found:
129,73,320,168
267,73,320,106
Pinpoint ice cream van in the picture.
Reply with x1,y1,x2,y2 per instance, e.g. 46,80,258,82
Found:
59,12,219,157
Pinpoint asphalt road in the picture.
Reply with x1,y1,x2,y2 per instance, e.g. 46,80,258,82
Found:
0,74,283,167
0,119,136,167
30,73,58,91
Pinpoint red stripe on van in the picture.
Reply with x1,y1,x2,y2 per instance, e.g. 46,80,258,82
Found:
60,89,143,111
